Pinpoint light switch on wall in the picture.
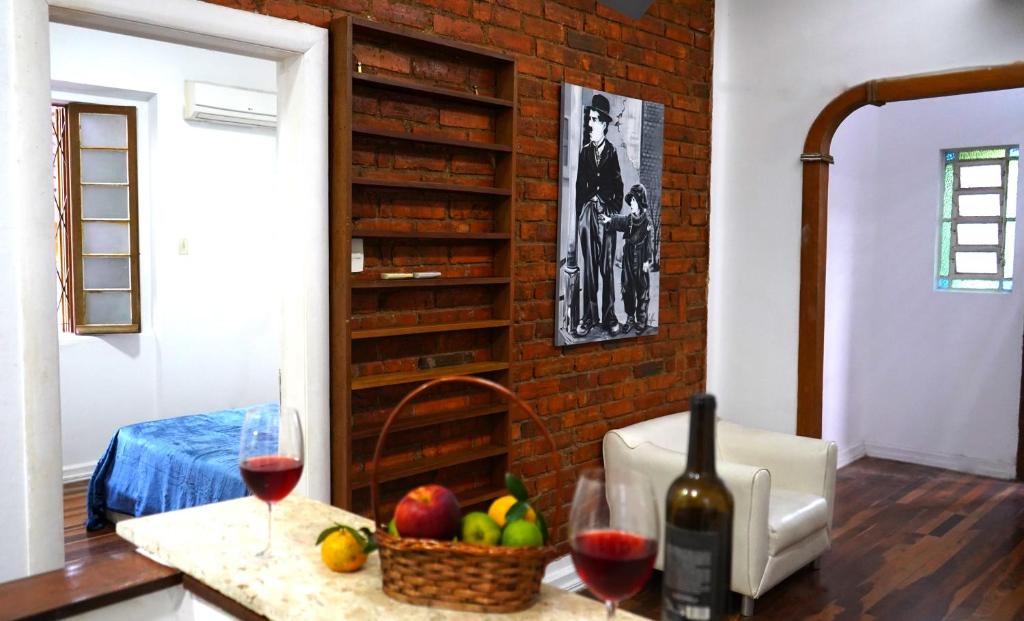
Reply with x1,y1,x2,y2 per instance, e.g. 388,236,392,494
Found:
178,238,189,255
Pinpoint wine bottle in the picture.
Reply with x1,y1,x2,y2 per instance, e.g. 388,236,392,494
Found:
662,393,734,621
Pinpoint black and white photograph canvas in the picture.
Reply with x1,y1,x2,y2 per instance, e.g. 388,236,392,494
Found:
555,83,664,346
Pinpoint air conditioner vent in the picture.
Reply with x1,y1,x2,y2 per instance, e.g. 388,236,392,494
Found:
184,81,276,128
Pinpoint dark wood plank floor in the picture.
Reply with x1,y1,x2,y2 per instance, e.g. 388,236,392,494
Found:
64,459,1024,620
63,479,134,563
593,458,1024,621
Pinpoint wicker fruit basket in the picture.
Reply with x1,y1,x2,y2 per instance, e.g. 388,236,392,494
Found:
370,375,561,613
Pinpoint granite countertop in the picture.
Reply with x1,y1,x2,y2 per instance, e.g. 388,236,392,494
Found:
116,495,643,620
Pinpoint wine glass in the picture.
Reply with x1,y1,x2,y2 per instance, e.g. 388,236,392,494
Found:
239,404,304,558
570,467,659,618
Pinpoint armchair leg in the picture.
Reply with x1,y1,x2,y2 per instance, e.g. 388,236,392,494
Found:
740,595,755,616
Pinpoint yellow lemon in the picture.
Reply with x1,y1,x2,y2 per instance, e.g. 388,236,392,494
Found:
487,494,536,528
320,529,368,572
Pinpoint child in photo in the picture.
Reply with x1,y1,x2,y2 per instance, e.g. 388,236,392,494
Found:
600,183,653,334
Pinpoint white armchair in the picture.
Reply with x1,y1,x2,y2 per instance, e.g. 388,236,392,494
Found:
603,412,837,615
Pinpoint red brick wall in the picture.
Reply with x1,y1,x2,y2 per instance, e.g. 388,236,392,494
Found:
204,0,712,537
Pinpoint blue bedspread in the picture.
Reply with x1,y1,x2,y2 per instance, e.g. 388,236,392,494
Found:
86,404,275,531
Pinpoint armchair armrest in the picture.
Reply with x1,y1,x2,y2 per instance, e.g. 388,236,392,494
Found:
718,460,771,597
718,421,838,528
603,431,770,597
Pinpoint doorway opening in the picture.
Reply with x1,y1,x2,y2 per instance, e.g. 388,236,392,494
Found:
821,89,1024,477
5,0,327,576
796,63,1024,481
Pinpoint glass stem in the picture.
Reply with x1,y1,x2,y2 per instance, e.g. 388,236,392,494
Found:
265,502,273,556
606,600,616,618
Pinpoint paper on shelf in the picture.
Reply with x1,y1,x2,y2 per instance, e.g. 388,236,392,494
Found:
352,238,364,273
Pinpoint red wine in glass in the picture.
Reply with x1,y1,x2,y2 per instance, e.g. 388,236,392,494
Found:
571,530,657,603
569,467,659,618
239,405,304,558
240,455,303,503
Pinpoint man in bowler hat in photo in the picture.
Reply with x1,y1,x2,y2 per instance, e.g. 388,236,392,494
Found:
574,93,624,338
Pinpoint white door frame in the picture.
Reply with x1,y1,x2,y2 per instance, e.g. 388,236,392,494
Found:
1,0,329,578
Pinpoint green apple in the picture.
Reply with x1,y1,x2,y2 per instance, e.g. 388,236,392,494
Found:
461,511,501,546
388,518,400,537
501,519,543,548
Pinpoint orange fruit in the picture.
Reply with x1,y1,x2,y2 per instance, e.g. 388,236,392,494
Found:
320,529,368,572
487,494,536,528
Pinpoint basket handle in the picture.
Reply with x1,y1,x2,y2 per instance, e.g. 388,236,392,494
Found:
370,375,561,543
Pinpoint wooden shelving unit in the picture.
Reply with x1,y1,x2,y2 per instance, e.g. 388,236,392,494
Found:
352,74,514,108
352,229,511,240
350,402,508,440
349,361,510,391
350,444,509,489
349,276,510,289
330,16,516,514
351,319,510,340
352,124,513,152
352,177,513,196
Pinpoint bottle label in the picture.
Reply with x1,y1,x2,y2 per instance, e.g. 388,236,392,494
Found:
661,525,724,621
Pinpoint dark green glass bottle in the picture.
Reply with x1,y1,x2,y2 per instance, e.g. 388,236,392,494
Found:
662,393,733,621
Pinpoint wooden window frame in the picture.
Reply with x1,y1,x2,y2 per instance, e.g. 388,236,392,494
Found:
53,104,74,332
67,102,141,334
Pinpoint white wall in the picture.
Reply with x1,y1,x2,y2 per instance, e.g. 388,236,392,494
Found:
708,0,1024,435
51,23,281,475
822,105,879,466
824,90,1024,478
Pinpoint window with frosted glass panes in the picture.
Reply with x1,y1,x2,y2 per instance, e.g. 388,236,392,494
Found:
61,103,141,333
936,146,1020,293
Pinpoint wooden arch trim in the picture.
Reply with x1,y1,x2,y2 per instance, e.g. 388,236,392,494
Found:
797,63,1024,455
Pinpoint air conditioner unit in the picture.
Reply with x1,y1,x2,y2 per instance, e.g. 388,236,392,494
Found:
184,81,277,128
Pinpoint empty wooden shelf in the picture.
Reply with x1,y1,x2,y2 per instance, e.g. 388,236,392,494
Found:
330,15,517,512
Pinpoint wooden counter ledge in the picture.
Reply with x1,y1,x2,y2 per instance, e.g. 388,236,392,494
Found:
0,548,180,621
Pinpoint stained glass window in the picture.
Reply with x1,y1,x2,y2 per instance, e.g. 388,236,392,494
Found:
958,148,1006,160
937,145,1020,293
942,164,954,218
959,164,1002,188
950,279,1000,290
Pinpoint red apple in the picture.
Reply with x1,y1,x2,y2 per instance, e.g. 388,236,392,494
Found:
394,484,460,540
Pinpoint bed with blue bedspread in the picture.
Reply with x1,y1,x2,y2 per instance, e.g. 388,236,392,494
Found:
86,403,275,531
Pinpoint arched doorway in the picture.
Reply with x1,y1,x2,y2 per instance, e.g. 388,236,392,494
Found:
796,62,1024,480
